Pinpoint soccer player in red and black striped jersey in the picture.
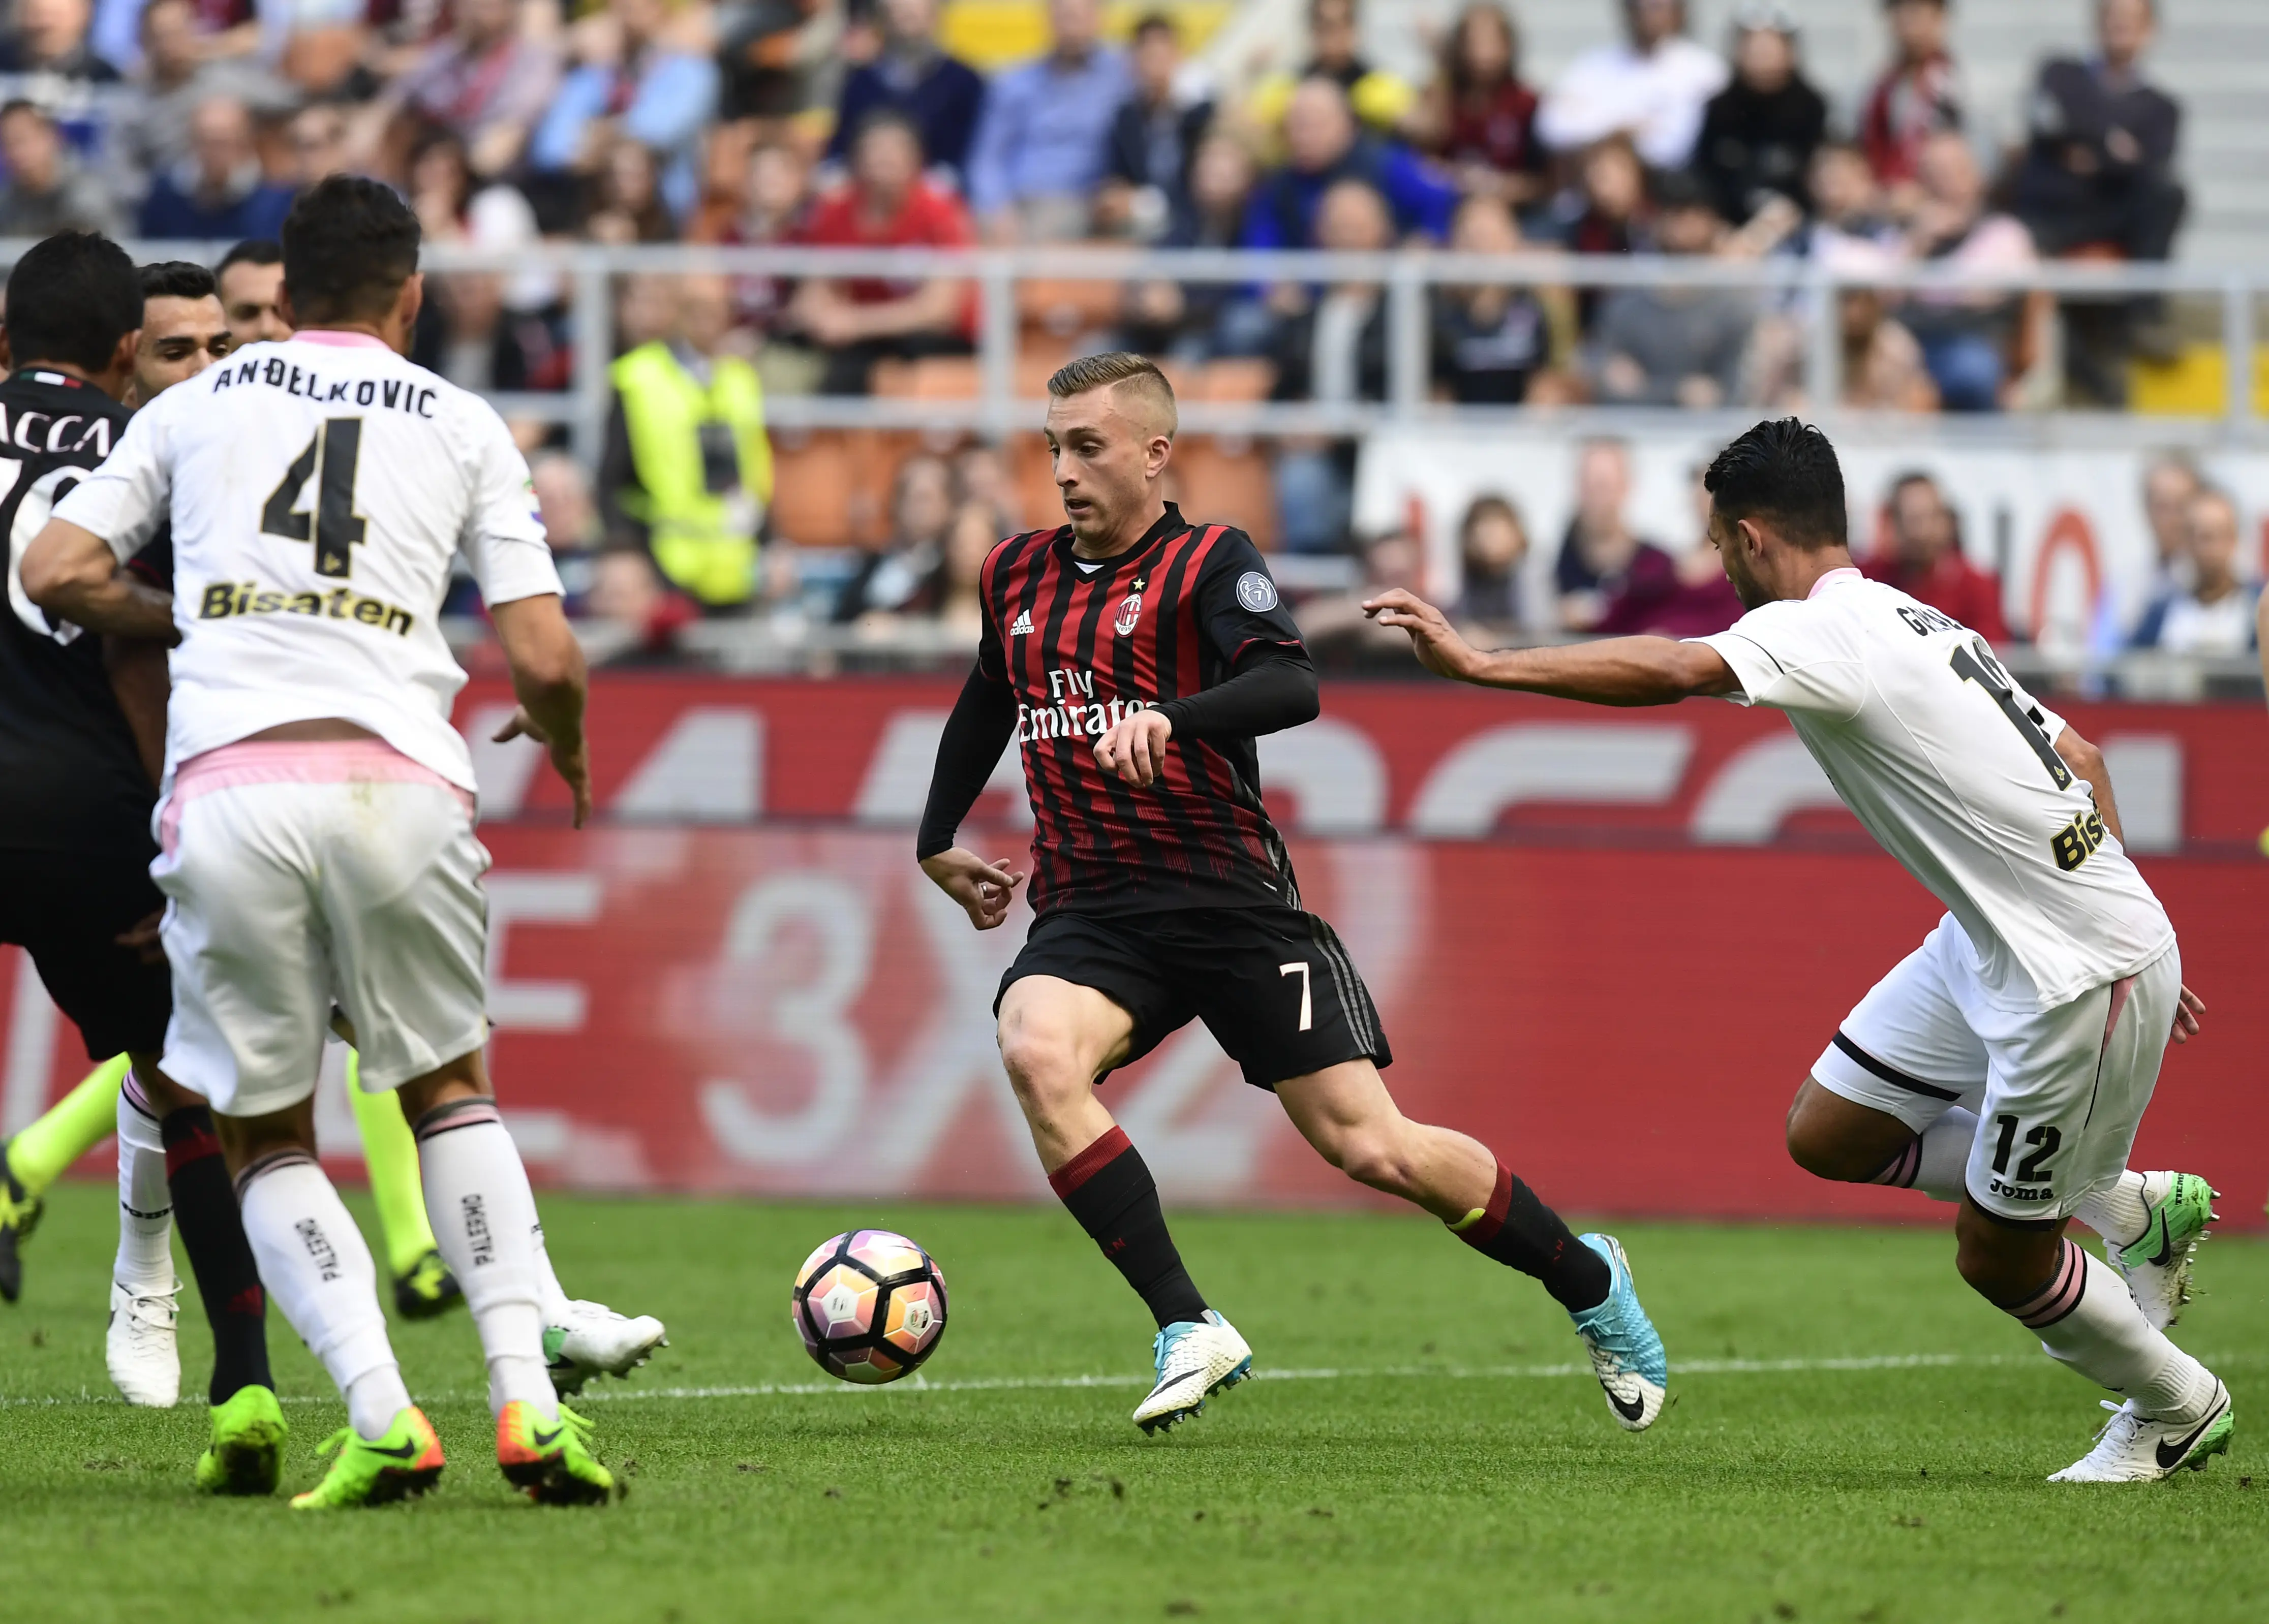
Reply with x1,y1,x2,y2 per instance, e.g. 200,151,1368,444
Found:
918,354,1670,1434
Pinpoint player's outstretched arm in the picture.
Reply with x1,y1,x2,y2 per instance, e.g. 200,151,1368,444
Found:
1364,588,1739,706
489,593,592,828
20,518,176,644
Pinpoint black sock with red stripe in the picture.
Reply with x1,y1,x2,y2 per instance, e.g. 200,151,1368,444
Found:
1451,1162,1611,1313
1049,1127,1210,1329
160,1103,272,1403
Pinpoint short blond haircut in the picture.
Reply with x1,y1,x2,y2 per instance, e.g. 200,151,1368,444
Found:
1046,351,1178,439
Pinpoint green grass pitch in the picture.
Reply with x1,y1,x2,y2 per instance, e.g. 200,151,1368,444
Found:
4,1183,2265,1624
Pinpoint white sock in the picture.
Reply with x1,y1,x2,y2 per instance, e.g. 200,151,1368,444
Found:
413,1098,556,1420
2009,1239,2216,1421
2072,1171,2150,1248
236,1150,409,1440
113,1089,174,1292
531,1221,574,1325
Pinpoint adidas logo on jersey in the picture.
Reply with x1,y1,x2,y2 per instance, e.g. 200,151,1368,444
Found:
1009,610,1034,636
198,580,415,637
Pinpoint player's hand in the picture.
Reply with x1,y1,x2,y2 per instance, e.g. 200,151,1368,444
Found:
1094,708,1173,787
2169,983,2204,1045
113,908,164,965
494,706,594,829
920,847,1027,931
1363,588,1482,681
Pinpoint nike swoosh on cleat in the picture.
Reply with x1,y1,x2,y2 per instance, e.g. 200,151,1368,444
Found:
529,1426,564,1450
367,1438,425,1461
1607,1388,1647,1423
2155,1407,2224,1470
1148,1368,1208,1400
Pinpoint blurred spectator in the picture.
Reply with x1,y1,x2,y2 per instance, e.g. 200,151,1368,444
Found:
407,128,476,240
1270,177,1393,554
789,110,976,395
1897,130,2036,413
1806,139,1898,252
585,135,679,242
1536,0,1726,171
1863,472,2010,641
1430,194,1548,405
1596,464,1741,635
1302,526,1426,665
1097,12,1212,241
1450,493,1527,628
602,272,774,612
378,0,562,182
0,0,119,81
528,0,721,229
138,95,297,240
1837,290,1939,411
1243,76,1458,251
585,548,695,664
532,451,603,606
1301,0,1411,131
924,499,996,640
1580,170,1752,410
0,99,123,237
2139,453,2201,596
216,238,289,343
954,442,1020,534
1554,438,1673,632
1121,131,1260,360
830,0,986,189
2131,487,2258,654
836,451,956,621
2012,0,2184,403
1694,5,1826,226
1541,135,1643,331
282,102,351,193
108,0,292,194
1407,3,1546,209
1859,0,1961,210
716,0,822,125
964,0,1129,239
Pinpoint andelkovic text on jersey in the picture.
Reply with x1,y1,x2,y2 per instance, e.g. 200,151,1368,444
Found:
210,354,439,417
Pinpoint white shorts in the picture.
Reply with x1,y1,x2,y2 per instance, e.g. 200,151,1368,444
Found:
151,741,490,1118
1811,916,2180,1224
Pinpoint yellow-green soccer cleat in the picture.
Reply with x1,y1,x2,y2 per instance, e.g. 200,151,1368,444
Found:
391,1249,465,1321
290,1407,446,1509
0,1141,42,1305
497,1400,618,1505
195,1385,289,1495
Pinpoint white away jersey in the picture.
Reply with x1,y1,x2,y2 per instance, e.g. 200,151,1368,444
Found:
54,333,561,795
1694,569,2172,1011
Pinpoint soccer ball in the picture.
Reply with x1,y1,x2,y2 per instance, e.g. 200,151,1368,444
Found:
790,1229,949,1384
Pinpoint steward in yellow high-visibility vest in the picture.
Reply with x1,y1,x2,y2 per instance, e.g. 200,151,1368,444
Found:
602,340,774,609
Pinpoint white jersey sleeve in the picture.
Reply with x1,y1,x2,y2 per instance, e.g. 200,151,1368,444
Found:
458,409,562,609
1693,598,1868,719
55,394,175,561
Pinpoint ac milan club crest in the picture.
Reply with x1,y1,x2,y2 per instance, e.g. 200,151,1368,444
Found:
1114,577,1146,636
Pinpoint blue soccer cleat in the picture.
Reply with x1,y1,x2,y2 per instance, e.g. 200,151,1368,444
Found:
1569,1233,1668,1431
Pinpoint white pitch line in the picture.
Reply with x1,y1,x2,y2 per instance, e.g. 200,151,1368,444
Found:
11,1349,2260,1410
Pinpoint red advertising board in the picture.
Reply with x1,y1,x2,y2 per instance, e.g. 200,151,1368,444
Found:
4,678,2264,1222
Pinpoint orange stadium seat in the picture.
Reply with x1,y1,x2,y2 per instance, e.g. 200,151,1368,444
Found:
1172,435,1278,550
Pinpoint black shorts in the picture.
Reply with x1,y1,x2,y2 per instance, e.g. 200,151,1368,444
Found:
998,905,1391,1090
0,844,170,1060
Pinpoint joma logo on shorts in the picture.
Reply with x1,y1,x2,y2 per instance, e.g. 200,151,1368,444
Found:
461,1194,494,1265
295,1217,341,1282
1988,1178,2057,1202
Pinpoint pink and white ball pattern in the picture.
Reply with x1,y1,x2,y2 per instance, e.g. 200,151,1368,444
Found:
791,1229,950,1384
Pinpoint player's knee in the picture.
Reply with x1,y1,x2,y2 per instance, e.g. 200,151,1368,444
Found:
1952,1209,2048,1305
997,1023,1087,1110
1324,1125,1419,1198
1784,1083,1893,1183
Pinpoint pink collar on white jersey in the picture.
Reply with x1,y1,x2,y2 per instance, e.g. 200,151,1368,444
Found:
293,330,390,350
1807,566,1863,600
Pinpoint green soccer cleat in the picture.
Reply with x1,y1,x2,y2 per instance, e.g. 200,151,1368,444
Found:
392,1249,465,1321
497,1400,618,1505
290,1407,446,1509
2107,1171,2218,1331
195,1385,289,1495
0,1141,42,1305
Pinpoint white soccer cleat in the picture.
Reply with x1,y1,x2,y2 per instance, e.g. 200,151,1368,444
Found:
2047,1384,2234,1483
106,1278,181,1408
544,1299,668,1395
1132,1309,1252,1435
2102,1171,2217,1332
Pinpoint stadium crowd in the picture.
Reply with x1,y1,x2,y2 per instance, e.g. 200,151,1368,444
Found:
0,0,2223,660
